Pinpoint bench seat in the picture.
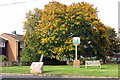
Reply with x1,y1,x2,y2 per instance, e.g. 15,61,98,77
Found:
85,60,101,68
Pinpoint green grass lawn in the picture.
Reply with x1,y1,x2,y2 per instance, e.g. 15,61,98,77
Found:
1,64,118,77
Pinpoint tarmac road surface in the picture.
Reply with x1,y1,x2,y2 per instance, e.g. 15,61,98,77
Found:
1,75,119,80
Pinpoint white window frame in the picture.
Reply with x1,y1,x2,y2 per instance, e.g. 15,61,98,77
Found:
3,42,5,47
20,42,24,48
0,41,5,47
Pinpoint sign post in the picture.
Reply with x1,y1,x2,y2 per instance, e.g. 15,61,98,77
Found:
73,37,80,60
75,45,77,60
72,37,80,68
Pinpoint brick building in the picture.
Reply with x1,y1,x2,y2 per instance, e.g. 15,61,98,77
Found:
0,32,24,61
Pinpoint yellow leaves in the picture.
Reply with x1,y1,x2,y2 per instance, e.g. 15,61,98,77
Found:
74,21,80,25
53,23,57,27
55,19,61,23
78,12,84,14
101,35,106,38
90,14,96,19
65,38,72,45
51,46,66,54
40,38,45,44
55,47,62,52
84,13,89,16
69,46,74,51
44,26,49,30
59,48,64,52
76,16,79,19
92,21,98,24
61,24,66,27
69,54,74,58
53,47,59,51
41,38,49,44
85,17,90,20
52,55,55,58
65,40,72,44
59,28,65,31
70,15,75,18
38,50,44,54
41,36,56,44
99,27,105,31
50,49,55,53
51,36,55,40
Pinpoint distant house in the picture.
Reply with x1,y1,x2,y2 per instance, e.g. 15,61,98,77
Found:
0,32,24,61
0,36,8,56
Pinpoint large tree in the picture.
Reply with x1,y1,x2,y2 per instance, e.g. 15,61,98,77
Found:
21,1,113,62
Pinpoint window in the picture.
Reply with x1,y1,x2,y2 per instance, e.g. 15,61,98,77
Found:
20,42,24,48
3,42,5,47
0,41,5,47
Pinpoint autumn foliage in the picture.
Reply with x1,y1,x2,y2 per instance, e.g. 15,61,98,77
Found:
21,1,119,62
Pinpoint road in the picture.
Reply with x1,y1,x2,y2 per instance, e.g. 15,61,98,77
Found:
1,75,119,80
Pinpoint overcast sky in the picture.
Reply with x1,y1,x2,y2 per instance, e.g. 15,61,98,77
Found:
0,0,119,35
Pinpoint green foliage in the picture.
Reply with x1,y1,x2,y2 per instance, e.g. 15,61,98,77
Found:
0,55,8,61
83,58,90,61
21,8,42,62
21,1,118,62
104,26,120,56
83,57,97,61
20,47,40,62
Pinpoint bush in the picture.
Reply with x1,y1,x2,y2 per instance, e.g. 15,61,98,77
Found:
91,57,97,60
0,55,8,61
84,57,97,61
84,58,90,61
20,48,40,62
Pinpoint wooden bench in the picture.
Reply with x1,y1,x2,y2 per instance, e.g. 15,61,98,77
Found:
85,60,101,69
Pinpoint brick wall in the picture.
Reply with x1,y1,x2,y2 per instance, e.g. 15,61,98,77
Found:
1,34,18,61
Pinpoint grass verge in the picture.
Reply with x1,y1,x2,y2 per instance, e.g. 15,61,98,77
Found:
1,64,118,77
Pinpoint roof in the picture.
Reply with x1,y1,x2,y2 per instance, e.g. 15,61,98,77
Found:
3,33,23,42
0,36,8,40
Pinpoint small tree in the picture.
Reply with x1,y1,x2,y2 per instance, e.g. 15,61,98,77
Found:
20,8,42,62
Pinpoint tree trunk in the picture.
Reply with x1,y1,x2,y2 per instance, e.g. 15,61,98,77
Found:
39,54,44,62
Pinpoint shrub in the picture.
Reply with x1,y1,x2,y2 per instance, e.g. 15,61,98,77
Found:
0,55,8,61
